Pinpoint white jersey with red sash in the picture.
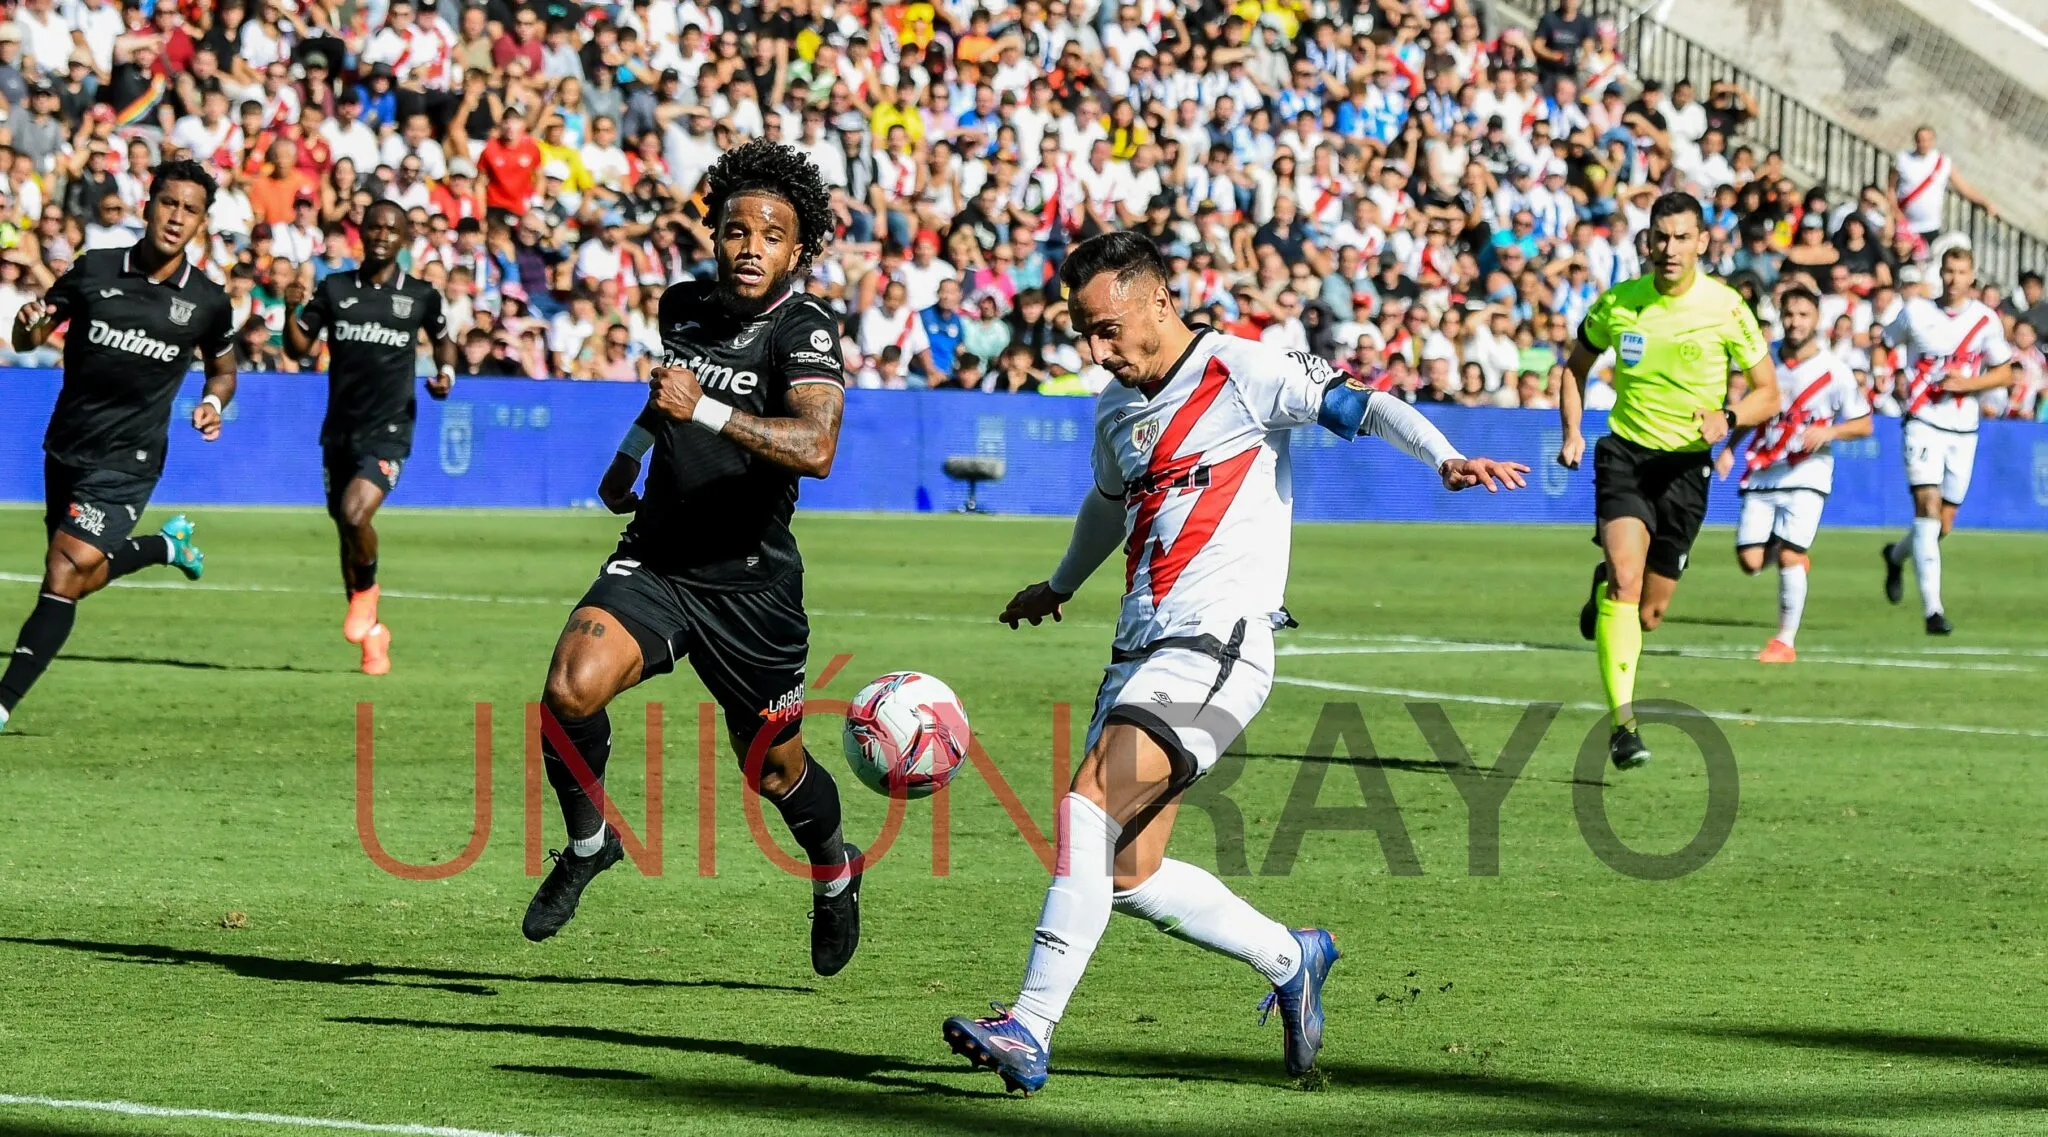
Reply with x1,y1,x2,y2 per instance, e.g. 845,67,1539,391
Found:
1090,329,1334,655
1894,148,1951,234
1882,297,2011,433
1740,346,1869,493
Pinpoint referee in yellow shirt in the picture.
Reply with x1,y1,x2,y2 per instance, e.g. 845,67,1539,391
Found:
1559,193,1782,768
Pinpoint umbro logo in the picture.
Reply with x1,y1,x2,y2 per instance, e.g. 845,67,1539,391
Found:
339,297,359,308
98,288,122,298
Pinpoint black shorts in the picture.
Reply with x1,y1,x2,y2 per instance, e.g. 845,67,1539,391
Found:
322,447,405,515
1592,433,1712,579
576,546,810,750
44,456,157,553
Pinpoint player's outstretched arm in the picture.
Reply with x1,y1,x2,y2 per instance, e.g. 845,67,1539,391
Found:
281,279,319,360
1557,341,1599,468
192,343,237,442
1701,356,1781,446
12,298,55,352
649,365,843,478
1355,392,1529,493
1937,361,2014,395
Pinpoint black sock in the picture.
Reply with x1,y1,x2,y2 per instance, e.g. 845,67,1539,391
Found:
353,559,378,592
0,593,78,712
542,707,612,844
769,754,847,866
106,536,170,580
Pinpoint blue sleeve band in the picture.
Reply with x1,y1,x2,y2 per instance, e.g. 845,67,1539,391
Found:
1317,380,1373,441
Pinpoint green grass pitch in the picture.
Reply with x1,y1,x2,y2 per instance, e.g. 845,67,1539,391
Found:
0,504,2044,1137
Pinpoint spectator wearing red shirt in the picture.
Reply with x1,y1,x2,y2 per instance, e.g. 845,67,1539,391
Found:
492,8,544,74
430,159,489,224
478,115,542,221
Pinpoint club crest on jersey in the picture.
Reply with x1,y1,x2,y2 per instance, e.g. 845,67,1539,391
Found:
1618,331,1646,366
392,294,414,319
167,298,194,326
1132,418,1163,454
733,321,765,349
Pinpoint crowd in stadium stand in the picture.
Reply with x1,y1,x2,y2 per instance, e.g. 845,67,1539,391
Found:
0,0,2045,418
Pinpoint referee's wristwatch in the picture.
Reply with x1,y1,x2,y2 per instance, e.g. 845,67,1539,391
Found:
1718,402,1741,431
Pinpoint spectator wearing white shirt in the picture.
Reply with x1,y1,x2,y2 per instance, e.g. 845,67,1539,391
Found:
894,231,960,311
322,89,382,176
171,90,236,165
80,193,141,251
574,212,643,293
69,0,122,76
1259,290,1311,353
1073,138,1139,233
14,0,73,79
579,116,630,193
384,156,433,211
858,279,934,374
272,188,325,262
380,113,448,181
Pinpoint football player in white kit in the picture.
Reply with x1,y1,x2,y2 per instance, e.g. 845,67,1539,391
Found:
1877,246,2013,634
941,232,1528,1094
1716,287,1872,662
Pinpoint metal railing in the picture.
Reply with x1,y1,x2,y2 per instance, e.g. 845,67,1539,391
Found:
1493,0,2048,287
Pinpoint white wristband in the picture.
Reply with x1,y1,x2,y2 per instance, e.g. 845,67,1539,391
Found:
692,396,734,434
618,423,655,459
201,394,224,414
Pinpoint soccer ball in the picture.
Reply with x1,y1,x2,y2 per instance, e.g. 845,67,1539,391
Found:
841,671,970,799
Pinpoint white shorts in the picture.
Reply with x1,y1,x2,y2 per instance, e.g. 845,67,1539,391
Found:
1736,488,1827,552
1086,620,1274,782
1903,419,1977,504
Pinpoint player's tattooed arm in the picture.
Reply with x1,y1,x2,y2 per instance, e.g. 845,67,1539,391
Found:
650,365,843,477
722,383,844,478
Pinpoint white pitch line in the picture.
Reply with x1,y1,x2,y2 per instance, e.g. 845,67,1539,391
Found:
1273,675,2048,741
0,1093,558,1137
1277,643,1534,656
2,571,2037,669
1277,640,2028,672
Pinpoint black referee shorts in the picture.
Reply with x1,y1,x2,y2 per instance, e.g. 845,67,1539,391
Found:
321,446,405,518
1592,433,1712,579
575,546,810,751
44,456,157,553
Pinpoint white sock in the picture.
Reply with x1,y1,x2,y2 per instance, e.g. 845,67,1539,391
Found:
1113,858,1302,986
814,859,853,898
1776,562,1807,646
1011,794,1119,1048
569,823,607,858
1911,516,1943,617
1887,532,1913,565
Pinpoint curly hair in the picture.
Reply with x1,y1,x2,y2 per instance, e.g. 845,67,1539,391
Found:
150,158,219,212
700,138,835,272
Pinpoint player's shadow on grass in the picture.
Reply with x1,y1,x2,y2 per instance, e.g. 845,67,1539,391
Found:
494,1063,652,1080
1060,1046,2042,1135
340,1016,1231,1100
1248,752,1607,789
1681,1024,2048,1067
1659,614,1774,630
0,937,811,997
64,652,347,674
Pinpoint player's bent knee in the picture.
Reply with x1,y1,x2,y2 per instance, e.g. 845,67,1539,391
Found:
1735,548,1765,575
1638,605,1665,631
542,665,615,721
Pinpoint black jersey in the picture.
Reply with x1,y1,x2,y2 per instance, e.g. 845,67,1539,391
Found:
42,247,234,477
626,281,846,589
296,267,447,454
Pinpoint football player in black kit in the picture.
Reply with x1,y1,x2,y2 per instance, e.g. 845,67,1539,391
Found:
521,140,863,975
0,160,236,733
283,200,456,675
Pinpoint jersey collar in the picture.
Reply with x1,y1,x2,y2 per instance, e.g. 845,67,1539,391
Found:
356,264,407,290
122,246,192,289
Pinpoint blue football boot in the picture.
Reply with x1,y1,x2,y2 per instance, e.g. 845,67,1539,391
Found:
159,515,204,581
943,1003,1050,1095
1259,928,1340,1076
